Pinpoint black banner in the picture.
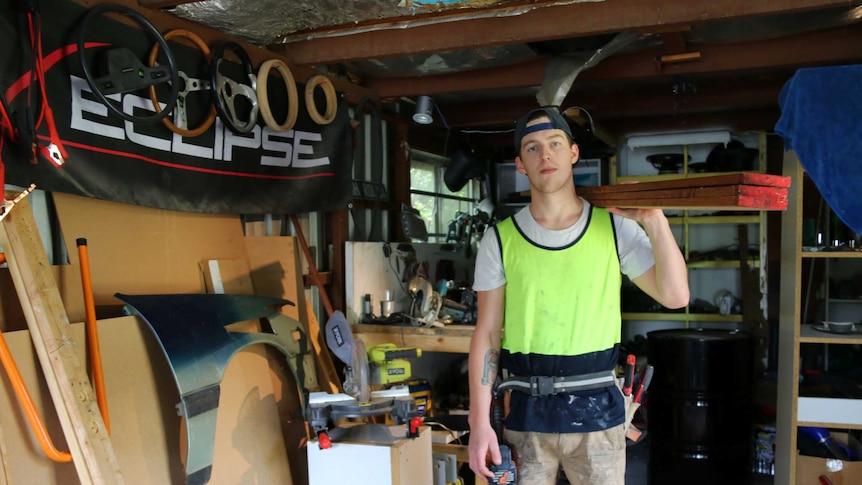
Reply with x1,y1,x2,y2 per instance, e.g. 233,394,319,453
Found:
0,0,353,214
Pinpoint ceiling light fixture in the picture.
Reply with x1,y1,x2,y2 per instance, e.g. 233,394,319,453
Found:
412,95,434,125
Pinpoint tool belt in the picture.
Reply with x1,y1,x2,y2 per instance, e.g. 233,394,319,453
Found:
497,370,616,396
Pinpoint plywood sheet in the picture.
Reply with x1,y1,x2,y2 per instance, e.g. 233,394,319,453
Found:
200,259,256,295
244,237,305,322
52,193,246,307
0,316,296,484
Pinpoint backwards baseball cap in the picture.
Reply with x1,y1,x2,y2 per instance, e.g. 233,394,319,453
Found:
513,107,574,152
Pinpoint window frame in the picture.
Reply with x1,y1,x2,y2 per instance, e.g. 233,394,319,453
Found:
409,149,478,242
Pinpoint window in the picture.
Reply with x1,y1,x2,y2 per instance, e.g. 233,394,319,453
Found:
410,150,477,242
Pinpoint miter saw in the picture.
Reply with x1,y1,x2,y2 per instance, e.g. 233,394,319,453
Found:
407,275,443,327
311,311,423,449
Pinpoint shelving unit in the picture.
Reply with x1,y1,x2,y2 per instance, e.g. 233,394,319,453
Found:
494,158,604,218
615,132,768,333
775,151,862,484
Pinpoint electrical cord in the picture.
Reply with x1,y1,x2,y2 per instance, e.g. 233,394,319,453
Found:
21,1,67,166
562,105,595,134
423,420,465,445
0,91,17,169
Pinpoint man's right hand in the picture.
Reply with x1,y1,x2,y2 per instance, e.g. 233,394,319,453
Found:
468,422,502,480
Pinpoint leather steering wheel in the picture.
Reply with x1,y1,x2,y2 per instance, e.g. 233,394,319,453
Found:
210,41,259,134
256,59,298,132
77,4,179,124
148,29,217,138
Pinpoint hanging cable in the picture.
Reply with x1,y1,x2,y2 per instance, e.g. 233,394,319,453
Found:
22,0,67,167
0,92,17,187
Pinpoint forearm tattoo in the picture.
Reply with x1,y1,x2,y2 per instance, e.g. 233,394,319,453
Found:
481,348,499,386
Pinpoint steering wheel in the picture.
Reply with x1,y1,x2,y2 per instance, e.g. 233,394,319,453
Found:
304,74,337,125
210,41,259,134
256,59,298,132
148,29,217,137
77,4,179,124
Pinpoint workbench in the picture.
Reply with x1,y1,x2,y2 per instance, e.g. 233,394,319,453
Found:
352,323,475,354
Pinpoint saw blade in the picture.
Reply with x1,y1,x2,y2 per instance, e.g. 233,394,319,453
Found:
352,338,371,403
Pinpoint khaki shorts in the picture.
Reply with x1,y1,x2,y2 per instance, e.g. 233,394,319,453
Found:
503,424,626,485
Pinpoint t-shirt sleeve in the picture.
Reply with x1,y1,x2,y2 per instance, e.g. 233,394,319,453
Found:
615,215,657,280
472,226,506,291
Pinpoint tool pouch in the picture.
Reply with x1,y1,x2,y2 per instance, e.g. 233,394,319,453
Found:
624,393,640,430
617,376,641,439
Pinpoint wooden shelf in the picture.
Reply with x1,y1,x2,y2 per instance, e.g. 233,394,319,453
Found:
616,171,755,184
801,251,862,258
668,215,761,225
687,260,759,269
799,324,862,344
776,152,862,484
351,323,475,353
622,312,743,322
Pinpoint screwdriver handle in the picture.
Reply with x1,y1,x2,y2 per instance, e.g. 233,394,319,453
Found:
622,354,636,396
634,365,654,403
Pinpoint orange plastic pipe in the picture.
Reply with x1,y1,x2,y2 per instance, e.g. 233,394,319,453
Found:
76,238,109,435
0,329,72,462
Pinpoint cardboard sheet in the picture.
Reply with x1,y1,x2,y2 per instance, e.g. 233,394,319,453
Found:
52,192,246,306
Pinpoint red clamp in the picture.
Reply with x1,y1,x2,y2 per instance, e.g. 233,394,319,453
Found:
317,431,331,450
408,417,424,438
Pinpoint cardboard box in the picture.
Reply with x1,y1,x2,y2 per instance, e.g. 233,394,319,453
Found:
797,432,862,485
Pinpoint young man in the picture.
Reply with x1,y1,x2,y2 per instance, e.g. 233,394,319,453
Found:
468,107,689,484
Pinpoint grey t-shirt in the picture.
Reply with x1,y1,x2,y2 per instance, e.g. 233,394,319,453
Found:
473,199,656,291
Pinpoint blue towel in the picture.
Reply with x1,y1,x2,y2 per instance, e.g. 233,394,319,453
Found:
775,65,862,235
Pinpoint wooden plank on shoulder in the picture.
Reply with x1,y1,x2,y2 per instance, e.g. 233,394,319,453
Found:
0,194,123,484
582,184,788,201
585,191,788,210
578,173,791,195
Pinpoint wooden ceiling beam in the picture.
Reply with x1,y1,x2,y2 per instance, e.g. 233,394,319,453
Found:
601,108,781,137
440,77,783,129
659,31,689,55
369,22,862,98
566,80,788,119
368,57,547,99
137,0,197,7
579,22,862,81
269,0,850,65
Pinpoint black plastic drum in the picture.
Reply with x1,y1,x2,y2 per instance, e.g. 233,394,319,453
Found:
646,328,754,485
